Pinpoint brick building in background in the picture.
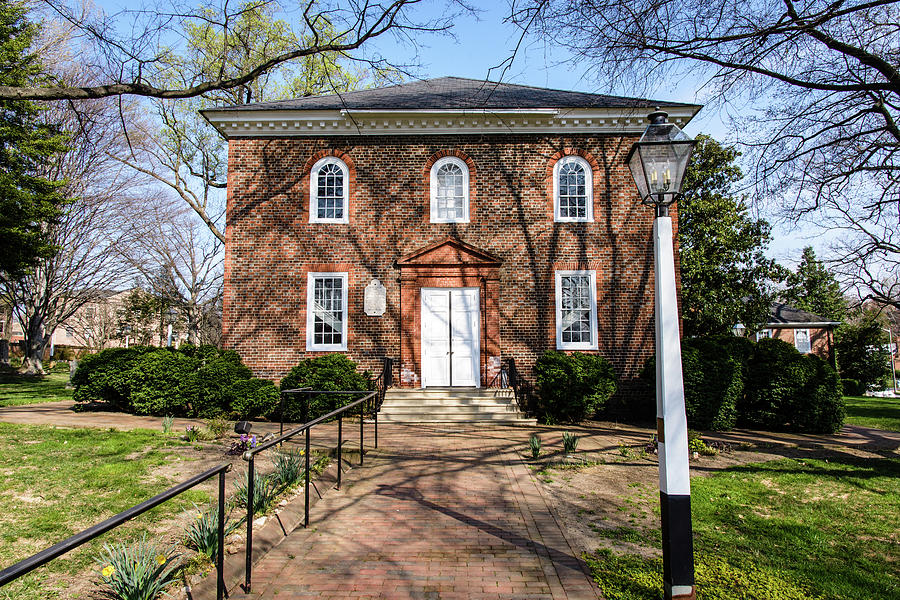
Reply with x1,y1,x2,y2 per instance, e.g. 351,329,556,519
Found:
751,302,841,366
203,77,700,393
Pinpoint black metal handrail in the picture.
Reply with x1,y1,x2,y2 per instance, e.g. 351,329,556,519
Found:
372,357,393,412
240,390,377,592
0,463,232,599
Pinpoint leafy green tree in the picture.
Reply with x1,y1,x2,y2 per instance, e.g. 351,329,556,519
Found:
678,134,784,336
0,0,67,278
783,247,847,322
835,310,890,390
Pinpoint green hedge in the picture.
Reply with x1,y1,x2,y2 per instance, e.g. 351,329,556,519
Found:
841,378,865,396
679,338,744,430
641,336,844,434
741,338,844,433
72,345,278,420
279,354,371,421
533,351,617,424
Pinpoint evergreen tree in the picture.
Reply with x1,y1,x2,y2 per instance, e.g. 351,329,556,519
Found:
678,134,785,336
783,247,847,322
0,0,67,278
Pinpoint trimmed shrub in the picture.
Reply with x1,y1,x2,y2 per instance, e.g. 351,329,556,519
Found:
841,378,865,396
73,344,272,419
680,337,743,431
741,337,844,433
638,335,751,430
228,378,280,420
533,351,617,423
279,354,370,421
123,349,201,416
71,346,154,409
193,352,254,418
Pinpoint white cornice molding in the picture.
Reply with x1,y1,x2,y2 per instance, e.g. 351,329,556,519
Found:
201,106,700,138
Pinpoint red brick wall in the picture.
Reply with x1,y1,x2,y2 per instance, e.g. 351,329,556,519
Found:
224,133,673,387
770,327,835,364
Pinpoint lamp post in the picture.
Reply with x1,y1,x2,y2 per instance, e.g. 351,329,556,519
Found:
883,327,897,394
165,308,177,347
626,110,697,600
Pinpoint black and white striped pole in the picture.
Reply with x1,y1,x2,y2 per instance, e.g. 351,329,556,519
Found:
626,110,697,600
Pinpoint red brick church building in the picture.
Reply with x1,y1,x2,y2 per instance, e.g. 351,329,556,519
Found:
203,77,700,390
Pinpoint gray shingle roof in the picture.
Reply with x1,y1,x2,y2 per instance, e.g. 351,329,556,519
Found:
212,77,699,112
768,302,838,325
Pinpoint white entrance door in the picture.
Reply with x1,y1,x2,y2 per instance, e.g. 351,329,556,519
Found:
421,288,480,387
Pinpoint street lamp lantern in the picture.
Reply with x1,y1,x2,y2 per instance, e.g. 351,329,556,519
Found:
627,110,697,600
625,110,696,210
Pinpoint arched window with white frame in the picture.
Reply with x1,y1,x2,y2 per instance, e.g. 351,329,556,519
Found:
430,156,470,223
310,156,349,223
553,155,593,222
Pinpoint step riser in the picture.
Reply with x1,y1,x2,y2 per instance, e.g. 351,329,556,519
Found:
382,399,515,407
385,389,513,398
380,415,536,424
381,388,531,424
379,406,520,415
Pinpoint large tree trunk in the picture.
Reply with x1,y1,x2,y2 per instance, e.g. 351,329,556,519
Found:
21,314,49,375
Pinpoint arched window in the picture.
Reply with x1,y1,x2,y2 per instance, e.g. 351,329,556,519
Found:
553,155,593,222
310,157,349,223
430,156,470,223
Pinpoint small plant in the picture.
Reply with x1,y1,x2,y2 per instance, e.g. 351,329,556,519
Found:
161,416,174,434
233,471,277,514
205,416,230,439
529,434,542,458
562,431,579,454
225,433,257,456
644,434,658,455
688,431,718,456
617,443,632,457
184,425,201,443
184,505,240,560
271,448,305,488
94,535,180,600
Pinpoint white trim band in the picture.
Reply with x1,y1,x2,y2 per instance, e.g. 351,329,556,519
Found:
202,107,699,138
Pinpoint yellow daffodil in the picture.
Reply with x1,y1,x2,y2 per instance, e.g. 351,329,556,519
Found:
101,565,115,578
195,512,203,520
156,554,167,565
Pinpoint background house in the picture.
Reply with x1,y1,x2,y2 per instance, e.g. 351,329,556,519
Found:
751,302,841,365
1,288,188,360
203,77,701,394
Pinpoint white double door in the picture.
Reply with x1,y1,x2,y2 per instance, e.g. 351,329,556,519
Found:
421,288,480,387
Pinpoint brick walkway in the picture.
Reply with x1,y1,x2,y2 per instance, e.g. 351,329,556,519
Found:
232,424,601,600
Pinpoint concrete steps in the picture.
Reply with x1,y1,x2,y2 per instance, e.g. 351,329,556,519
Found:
379,388,536,425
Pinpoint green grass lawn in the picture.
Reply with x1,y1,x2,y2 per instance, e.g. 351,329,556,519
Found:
0,423,210,599
843,395,900,432
0,370,73,407
586,454,900,599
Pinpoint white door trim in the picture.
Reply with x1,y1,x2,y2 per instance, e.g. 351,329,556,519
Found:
420,287,480,388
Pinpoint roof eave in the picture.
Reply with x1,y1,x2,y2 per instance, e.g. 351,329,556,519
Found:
201,104,702,139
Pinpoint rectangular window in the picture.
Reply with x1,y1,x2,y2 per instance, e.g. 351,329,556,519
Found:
306,272,348,351
555,270,598,350
794,328,811,353
756,329,772,341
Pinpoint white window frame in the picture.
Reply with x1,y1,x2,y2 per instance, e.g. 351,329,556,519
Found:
756,329,773,342
794,328,811,354
553,155,593,223
555,270,598,350
309,157,349,224
306,272,349,351
429,156,470,223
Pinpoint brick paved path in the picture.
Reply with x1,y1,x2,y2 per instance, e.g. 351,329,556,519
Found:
232,424,601,600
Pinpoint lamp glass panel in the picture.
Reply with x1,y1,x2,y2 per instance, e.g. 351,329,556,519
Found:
627,149,650,200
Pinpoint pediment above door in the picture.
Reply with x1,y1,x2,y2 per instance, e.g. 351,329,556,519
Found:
396,237,502,269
